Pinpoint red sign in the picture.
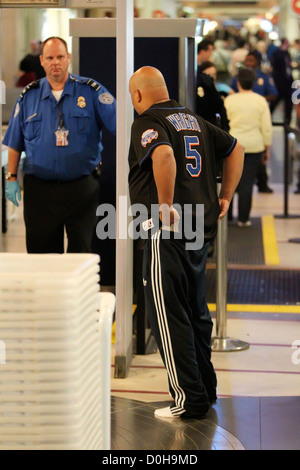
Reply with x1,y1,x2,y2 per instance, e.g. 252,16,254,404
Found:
292,0,300,15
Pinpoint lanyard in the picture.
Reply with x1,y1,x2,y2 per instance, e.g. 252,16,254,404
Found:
55,97,69,146
57,99,64,130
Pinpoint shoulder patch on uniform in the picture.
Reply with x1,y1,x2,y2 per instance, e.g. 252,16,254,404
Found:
69,75,80,82
141,129,158,147
85,79,102,92
98,92,114,105
14,102,20,118
19,80,40,99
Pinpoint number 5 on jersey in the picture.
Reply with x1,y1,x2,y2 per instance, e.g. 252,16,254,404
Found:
184,136,202,177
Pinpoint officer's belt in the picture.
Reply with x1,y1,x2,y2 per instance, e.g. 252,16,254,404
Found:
26,174,90,185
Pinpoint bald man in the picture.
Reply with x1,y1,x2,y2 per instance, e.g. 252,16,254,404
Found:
128,67,244,419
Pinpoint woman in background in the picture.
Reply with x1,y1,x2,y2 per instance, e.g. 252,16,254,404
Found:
224,67,273,226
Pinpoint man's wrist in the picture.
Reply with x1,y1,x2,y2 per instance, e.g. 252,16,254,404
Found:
6,172,18,181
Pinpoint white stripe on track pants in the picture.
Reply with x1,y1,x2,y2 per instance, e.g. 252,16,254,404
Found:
142,230,217,417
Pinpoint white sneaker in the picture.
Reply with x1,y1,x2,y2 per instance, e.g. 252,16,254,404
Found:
237,220,252,227
154,406,181,419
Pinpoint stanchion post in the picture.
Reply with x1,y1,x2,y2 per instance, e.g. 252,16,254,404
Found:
274,121,300,220
211,181,249,352
284,122,289,217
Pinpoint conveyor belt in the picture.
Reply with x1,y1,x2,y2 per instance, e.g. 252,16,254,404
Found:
111,397,245,450
110,396,300,450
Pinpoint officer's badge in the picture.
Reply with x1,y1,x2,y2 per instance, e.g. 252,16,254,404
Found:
257,77,264,86
197,87,205,98
77,96,86,108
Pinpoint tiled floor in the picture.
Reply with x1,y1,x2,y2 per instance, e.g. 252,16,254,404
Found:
2,177,300,450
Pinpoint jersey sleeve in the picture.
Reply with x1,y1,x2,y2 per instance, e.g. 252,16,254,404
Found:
93,83,116,135
2,98,25,152
131,116,172,166
205,119,237,160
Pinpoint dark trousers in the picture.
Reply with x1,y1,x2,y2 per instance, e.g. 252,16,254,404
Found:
237,152,262,223
270,91,293,125
23,174,100,253
256,160,269,189
143,231,216,416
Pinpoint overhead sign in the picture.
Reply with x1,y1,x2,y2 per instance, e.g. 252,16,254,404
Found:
65,0,115,6
0,0,115,6
65,0,116,5
0,0,64,6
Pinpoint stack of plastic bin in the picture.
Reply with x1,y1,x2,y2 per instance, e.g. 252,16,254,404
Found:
0,253,115,450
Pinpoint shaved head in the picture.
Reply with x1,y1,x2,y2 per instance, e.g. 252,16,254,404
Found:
129,66,169,114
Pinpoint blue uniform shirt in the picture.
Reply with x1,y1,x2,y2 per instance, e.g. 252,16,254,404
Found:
3,74,116,181
231,69,278,98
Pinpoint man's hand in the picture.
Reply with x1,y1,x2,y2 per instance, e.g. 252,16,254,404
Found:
5,181,21,207
159,204,180,226
262,147,270,163
218,197,230,221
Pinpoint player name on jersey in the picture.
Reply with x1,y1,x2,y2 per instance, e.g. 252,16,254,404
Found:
166,112,201,133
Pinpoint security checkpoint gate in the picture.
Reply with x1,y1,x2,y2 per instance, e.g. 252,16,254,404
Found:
69,17,204,375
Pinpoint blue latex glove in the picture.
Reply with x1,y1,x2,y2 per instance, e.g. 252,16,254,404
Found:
5,181,21,207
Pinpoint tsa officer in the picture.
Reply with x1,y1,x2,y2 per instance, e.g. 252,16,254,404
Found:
3,36,116,253
231,52,278,103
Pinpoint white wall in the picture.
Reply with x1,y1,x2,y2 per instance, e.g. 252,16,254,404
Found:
1,8,81,88
278,0,300,41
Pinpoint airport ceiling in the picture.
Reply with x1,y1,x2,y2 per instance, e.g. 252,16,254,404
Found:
177,0,281,20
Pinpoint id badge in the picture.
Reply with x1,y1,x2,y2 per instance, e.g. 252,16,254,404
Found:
55,127,69,146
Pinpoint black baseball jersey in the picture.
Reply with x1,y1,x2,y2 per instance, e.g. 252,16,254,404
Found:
128,99,236,242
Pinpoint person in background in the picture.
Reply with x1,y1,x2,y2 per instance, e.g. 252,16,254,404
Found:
199,60,234,99
294,102,300,194
231,52,278,104
128,65,244,419
197,38,214,66
211,39,231,84
16,40,45,87
270,38,294,125
255,39,271,74
4,36,116,254
231,51,278,193
267,40,278,62
229,38,249,77
196,60,230,132
224,67,273,227
290,39,300,79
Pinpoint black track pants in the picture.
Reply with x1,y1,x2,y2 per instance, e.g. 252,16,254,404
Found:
143,230,216,416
